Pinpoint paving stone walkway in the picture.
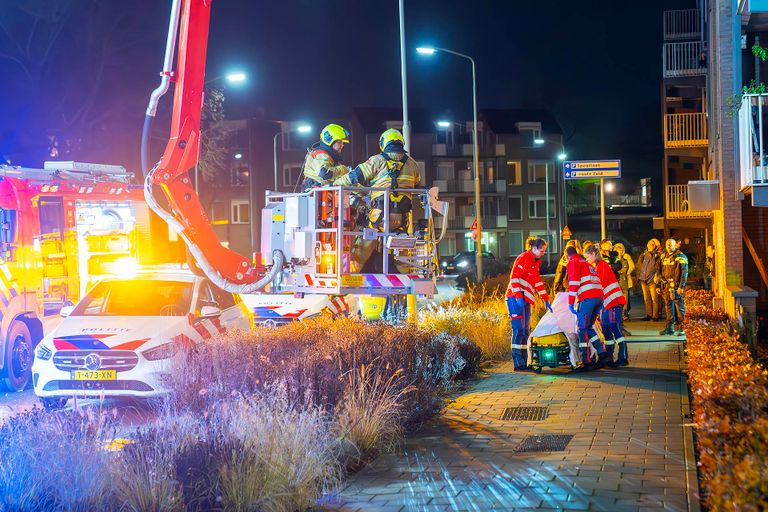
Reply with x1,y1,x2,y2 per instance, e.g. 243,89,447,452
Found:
322,323,699,511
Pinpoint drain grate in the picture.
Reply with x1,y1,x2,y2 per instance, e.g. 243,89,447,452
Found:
515,434,573,453
500,406,549,421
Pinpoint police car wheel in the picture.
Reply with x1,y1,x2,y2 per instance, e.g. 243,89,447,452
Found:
40,397,68,412
2,321,33,392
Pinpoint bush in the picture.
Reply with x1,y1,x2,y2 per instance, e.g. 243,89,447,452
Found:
684,307,768,511
421,304,509,361
0,408,117,511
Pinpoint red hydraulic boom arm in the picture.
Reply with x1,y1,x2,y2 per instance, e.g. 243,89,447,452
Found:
142,0,283,293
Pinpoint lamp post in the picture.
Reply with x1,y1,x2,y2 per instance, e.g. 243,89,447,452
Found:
272,123,312,191
534,135,566,261
417,46,482,283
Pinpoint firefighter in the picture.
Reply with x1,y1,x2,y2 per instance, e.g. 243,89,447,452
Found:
506,238,552,371
334,128,421,231
659,238,688,336
585,245,628,366
566,246,607,369
599,239,622,279
301,124,350,190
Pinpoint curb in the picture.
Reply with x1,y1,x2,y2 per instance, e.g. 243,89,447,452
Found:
678,342,702,512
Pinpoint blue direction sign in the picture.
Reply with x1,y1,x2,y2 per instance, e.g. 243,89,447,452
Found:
563,160,621,179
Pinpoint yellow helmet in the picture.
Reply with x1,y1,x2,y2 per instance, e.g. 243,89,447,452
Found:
320,124,349,146
379,128,405,152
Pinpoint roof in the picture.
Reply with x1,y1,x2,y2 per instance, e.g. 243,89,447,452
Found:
352,107,435,134
479,109,563,135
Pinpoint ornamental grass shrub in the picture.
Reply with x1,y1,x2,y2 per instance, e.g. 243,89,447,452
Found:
685,306,768,511
163,317,478,429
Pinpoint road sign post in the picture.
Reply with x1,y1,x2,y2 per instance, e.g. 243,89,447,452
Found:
563,160,621,241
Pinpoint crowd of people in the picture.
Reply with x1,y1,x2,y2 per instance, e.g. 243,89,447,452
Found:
506,236,693,372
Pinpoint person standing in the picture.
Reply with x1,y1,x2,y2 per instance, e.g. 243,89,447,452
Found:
636,239,661,321
704,244,715,291
553,240,581,292
659,238,688,336
506,238,552,371
614,243,634,320
585,245,629,366
565,246,606,369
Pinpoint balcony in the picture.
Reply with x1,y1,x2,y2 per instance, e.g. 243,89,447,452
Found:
665,185,711,219
664,113,707,148
738,94,768,194
663,9,701,40
663,41,706,78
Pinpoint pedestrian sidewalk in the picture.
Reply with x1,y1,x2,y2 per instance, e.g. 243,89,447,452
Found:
321,322,699,511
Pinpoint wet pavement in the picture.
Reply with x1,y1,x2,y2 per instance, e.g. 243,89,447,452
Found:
321,321,699,511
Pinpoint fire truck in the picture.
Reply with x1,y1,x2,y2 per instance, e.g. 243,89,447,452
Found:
0,161,179,391
140,0,448,306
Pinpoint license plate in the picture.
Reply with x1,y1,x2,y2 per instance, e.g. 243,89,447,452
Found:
72,370,116,380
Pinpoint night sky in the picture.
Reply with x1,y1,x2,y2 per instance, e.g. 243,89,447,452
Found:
0,0,694,190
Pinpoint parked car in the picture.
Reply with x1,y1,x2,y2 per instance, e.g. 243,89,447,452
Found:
241,293,359,327
441,251,496,277
32,270,251,410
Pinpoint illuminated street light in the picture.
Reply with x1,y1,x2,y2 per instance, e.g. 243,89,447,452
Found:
436,120,451,128
234,153,243,160
418,44,483,282
297,124,312,134
274,122,313,190
225,72,247,83
605,182,615,192
534,137,546,145
558,152,567,161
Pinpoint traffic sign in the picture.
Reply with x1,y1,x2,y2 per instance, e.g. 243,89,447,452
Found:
563,160,621,179
561,225,572,240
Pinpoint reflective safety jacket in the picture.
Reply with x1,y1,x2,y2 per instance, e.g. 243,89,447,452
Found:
302,144,349,189
594,259,626,309
660,249,688,289
334,150,421,202
566,254,603,305
506,251,549,304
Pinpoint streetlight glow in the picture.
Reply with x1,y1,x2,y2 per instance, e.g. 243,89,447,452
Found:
437,120,451,128
534,138,546,145
225,72,247,83
605,182,615,192
234,153,243,160
297,124,312,134
558,152,567,160
416,47,437,55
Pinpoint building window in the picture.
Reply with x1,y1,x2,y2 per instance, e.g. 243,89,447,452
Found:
508,231,524,255
231,200,250,224
508,196,522,221
436,162,455,181
529,230,557,253
211,201,228,223
528,195,556,219
231,165,249,187
527,161,553,183
507,161,522,185
439,236,456,257
282,165,302,188
281,131,309,151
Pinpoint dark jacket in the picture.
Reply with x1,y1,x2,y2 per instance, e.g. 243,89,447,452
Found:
660,249,688,290
601,251,622,279
636,250,660,283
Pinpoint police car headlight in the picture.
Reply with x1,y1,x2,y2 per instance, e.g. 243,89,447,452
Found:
142,342,179,361
35,344,52,361
457,261,469,268
441,261,447,267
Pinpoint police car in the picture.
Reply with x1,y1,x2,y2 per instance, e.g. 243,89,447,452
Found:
32,270,251,410
242,293,359,327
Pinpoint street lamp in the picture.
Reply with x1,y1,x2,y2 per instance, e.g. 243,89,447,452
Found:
534,136,567,261
273,122,312,191
204,71,248,86
417,45,482,283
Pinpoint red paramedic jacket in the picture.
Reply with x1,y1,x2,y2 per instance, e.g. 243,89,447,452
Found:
566,254,603,305
506,251,549,304
594,259,626,310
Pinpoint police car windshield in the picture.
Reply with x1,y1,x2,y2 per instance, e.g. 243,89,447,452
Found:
71,280,193,317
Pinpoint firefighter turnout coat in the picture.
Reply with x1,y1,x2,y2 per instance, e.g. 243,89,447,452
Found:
660,249,688,291
302,143,349,189
506,251,549,304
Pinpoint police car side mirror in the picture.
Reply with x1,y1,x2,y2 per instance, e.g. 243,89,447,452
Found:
200,306,222,318
60,306,74,318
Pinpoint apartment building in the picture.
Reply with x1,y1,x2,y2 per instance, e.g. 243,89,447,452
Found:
202,108,563,265
663,1,768,315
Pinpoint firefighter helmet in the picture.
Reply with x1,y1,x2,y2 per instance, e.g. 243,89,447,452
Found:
379,128,405,152
320,124,349,146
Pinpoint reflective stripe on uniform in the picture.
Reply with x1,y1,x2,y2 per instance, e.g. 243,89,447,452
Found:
579,283,603,294
511,343,528,349
604,282,621,294
605,339,615,345
604,290,624,306
615,337,625,345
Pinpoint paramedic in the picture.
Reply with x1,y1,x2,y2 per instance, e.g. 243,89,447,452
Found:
566,246,607,369
585,245,629,366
